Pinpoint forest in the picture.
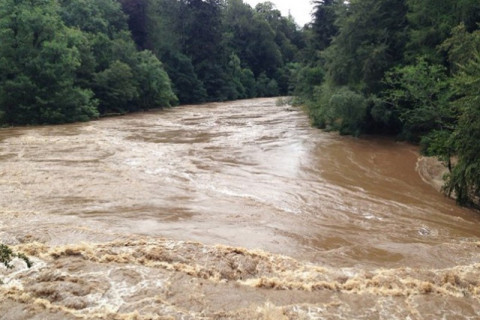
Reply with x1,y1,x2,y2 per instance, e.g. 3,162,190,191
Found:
0,0,480,206
0,0,303,124
297,0,480,207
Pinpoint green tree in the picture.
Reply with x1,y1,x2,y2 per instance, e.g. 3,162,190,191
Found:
406,0,480,62
446,57,480,205
224,53,246,100
256,72,279,97
292,1,336,105
303,0,408,135
223,0,282,78
58,0,177,112
133,50,178,108
239,68,257,98
323,0,408,94
0,0,98,125
380,58,454,142
441,24,480,74
118,0,149,48
161,51,207,104
310,0,339,51
59,0,128,37
308,84,366,135
93,60,138,114
180,0,228,100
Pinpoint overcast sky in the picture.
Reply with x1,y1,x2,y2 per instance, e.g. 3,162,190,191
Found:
243,0,314,27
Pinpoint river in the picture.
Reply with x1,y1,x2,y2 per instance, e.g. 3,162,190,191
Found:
1,98,479,319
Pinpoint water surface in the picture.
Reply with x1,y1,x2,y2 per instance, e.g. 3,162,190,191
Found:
1,98,479,319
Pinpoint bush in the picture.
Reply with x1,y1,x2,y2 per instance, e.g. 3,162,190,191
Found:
307,84,366,136
328,87,367,135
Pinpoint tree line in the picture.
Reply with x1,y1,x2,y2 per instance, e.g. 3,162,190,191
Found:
0,0,304,125
119,0,303,103
295,0,480,207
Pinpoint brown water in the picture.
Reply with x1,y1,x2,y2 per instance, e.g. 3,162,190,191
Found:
1,98,479,319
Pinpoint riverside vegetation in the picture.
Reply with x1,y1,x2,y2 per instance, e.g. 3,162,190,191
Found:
295,0,480,208
0,0,303,125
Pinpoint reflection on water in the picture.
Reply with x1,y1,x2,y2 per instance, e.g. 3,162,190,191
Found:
1,98,479,319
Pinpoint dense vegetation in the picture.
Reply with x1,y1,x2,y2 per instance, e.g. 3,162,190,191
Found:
0,0,303,125
295,0,480,207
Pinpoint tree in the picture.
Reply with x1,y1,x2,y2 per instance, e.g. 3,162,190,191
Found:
302,0,409,135
59,0,128,37
443,29,480,206
0,0,98,125
323,0,408,94
133,50,178,108
118,0,149,48
256,72,279,97
380,58,454,142
161,51,207,104
223,0,282,78
58,0,177,112
406,0,480,62
93,60,138,114
179,0,228,99
310,0,339,51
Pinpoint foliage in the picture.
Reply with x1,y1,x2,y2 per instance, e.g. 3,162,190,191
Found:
328,87,367,136
294,0,480,206
381,58,453,142
161,51,207,104
445,51,480,206
0,0,178,125
0,244,32,270
122,0,304,102
308,84,366,136
406,0,480,62
93,60,138,114
323,0,408,94
255,72,279,98
59,0,128,37
0,0,99,125
310,0,339,51
292,63,325,103
134,51,178,108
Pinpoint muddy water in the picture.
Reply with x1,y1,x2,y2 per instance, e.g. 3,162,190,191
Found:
1,98,480,319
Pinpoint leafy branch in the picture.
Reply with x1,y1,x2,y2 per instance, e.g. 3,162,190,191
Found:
0,244,32,270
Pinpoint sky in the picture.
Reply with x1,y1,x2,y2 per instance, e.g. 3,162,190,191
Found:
243,0,314,27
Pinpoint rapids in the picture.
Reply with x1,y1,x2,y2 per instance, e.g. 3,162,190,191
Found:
1,98,479,319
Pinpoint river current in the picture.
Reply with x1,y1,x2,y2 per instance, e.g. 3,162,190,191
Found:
1,98,479,319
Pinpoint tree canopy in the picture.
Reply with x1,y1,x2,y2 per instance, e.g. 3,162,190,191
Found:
295,0,480,207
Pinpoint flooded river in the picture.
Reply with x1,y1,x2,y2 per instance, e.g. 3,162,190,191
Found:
1,98,480,319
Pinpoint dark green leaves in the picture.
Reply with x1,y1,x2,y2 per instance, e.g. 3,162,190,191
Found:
0,0,178,125
295,0,480,206
0,0,99,125
381,58,452,142
0,244,32,270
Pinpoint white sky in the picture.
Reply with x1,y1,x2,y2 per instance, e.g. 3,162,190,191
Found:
243,0,314,27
